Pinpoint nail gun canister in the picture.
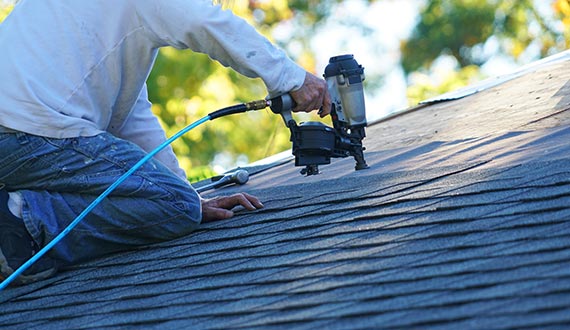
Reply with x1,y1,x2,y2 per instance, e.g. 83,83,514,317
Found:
324,54,367,128
293,122,336,166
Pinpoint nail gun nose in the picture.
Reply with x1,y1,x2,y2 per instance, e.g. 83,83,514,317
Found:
196,169,250,193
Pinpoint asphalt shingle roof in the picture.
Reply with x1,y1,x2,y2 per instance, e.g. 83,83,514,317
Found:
1,51,570,329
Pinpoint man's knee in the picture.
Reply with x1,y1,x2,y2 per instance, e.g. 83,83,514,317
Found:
158,187,202,238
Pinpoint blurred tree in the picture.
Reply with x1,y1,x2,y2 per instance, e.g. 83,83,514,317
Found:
402,0,570,104
402,0,568,73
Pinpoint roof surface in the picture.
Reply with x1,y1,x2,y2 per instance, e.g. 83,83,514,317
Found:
2,52,570,329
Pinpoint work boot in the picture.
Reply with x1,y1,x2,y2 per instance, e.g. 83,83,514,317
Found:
0,188,58,286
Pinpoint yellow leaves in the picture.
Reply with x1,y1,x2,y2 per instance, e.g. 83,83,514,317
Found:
253,0,293,21
221,0,293,28
177,157,193,176
510,39,526,59
0,3,13,23
297,51,317,73
554,0,570,19
184,96,202,117
226,0,249,15
199,72,236,103
247,0,294,32
554,1,570,31
158,47,179,60
221,0,255,24
151,104,162,117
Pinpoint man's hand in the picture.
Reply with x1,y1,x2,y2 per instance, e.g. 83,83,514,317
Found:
201,192,264,222
290,72,331,117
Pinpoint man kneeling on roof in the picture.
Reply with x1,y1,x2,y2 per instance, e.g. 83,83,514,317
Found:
0,0,331,285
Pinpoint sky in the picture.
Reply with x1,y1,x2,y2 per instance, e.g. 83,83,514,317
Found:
311,0,422,121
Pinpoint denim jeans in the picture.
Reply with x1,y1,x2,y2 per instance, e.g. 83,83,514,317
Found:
0,132,201,268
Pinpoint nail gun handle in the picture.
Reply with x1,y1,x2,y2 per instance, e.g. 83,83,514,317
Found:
269,94,296,114
270,94,296,128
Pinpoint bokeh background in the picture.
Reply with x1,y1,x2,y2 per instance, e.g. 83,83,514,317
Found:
2,0,570,181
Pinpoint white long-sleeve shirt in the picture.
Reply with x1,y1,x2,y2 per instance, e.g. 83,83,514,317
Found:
0,0,306,180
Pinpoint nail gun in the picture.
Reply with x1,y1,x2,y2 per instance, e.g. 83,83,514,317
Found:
269,54,369,176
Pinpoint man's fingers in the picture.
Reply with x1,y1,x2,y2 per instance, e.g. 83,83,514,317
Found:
200,192,264,222
230,193,256,210
292,90,324,113
242,192,264,209
215,193,263,211
320,89,332,117
227,192,264,211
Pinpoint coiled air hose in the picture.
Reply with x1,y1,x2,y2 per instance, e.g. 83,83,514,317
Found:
0,99,271,290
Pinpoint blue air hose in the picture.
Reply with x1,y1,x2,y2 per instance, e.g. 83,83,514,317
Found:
0,99,271,290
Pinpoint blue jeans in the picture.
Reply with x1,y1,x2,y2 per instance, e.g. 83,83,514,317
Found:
0,132,201,268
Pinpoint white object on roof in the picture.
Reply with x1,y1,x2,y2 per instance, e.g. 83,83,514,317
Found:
420,49,570,104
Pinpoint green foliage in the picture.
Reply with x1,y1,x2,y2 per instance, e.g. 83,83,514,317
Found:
187,166,218,184
146,48,292,177
402,0,567,74
144,3,288,177
402,0,496,72
402,0,569,104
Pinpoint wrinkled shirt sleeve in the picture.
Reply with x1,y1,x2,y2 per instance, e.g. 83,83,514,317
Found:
135,0,306,97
